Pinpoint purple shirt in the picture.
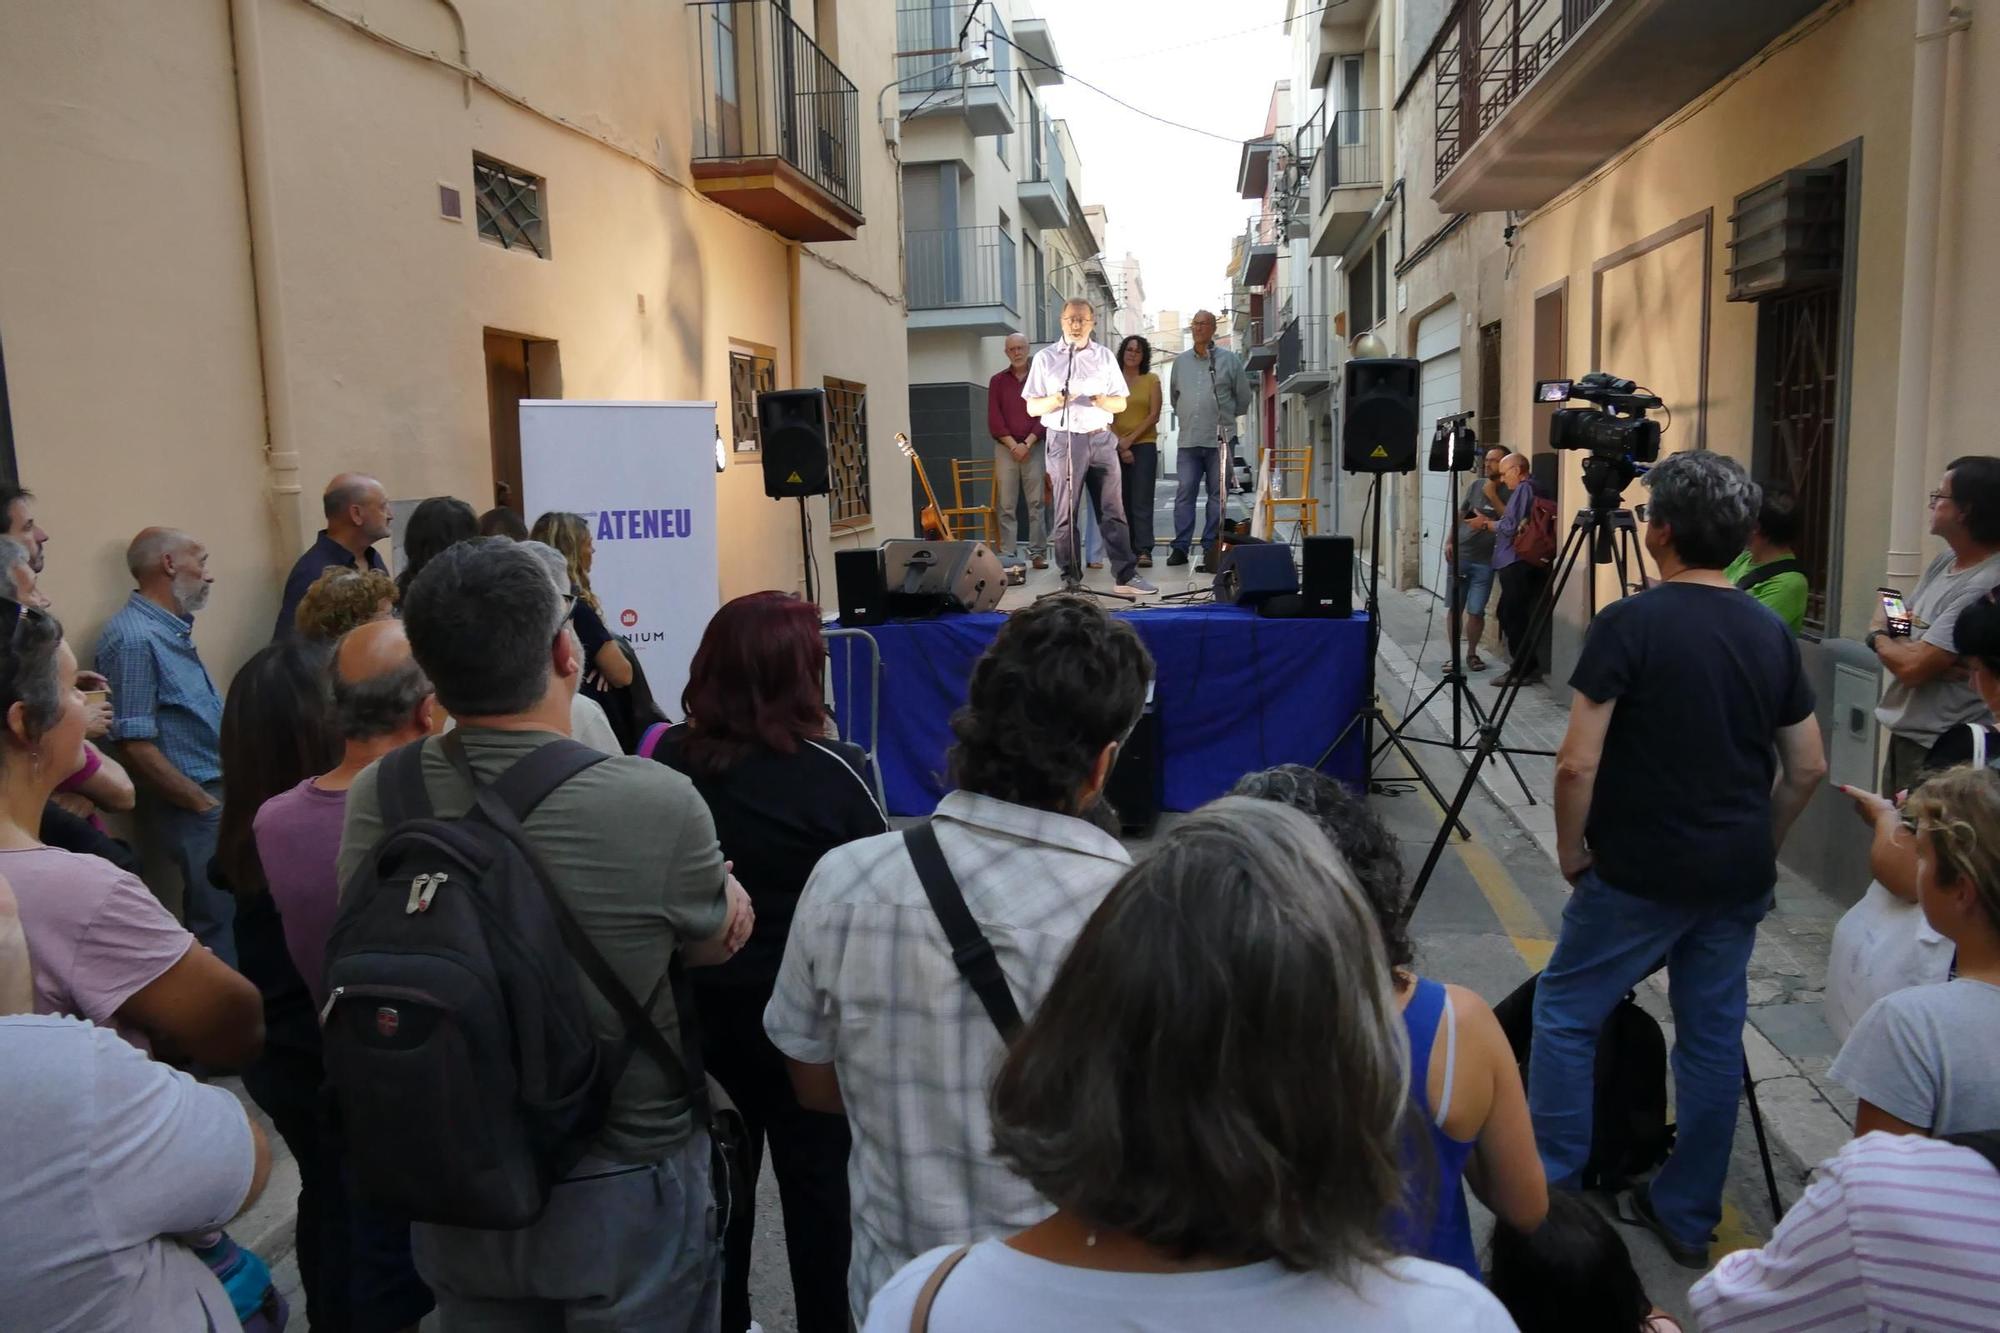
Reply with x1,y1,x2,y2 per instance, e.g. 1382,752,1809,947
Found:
253,778,349,1005
1492,478,1538,570
7,845,194,1052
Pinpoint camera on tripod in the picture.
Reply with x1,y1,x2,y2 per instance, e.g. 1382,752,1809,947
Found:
1537,372,1665,507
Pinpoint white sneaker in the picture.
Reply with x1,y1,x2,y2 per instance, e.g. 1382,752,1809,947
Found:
1116,575,1159,596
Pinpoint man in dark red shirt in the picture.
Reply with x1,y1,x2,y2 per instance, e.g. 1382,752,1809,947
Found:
987,333,1046,569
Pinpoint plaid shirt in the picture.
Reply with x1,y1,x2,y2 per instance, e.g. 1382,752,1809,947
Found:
764,790,1131,1319
95,593,223,787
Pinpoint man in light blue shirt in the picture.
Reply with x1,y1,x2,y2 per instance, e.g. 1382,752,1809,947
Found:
1168,310,1253,569
1022,300,1156,596
96,528,233,965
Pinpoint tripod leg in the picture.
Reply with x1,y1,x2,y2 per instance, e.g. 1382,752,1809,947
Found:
1743,1054,1784,1218
1405,520,1595,916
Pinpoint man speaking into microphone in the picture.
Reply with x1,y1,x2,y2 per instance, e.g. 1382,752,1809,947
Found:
1023,299,1158,596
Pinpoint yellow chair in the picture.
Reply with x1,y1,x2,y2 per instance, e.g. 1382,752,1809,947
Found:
941,457,1001,546
1261,444,1321,543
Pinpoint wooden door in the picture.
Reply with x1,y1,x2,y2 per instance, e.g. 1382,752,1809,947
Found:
484,331,529,512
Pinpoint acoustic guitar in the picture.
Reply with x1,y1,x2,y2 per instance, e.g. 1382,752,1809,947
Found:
895,432,954,541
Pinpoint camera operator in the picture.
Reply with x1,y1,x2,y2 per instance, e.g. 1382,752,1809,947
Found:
1532,450,1827,1269
1871,456,2000,796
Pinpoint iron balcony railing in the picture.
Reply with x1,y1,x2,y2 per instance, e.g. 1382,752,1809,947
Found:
1435,0,1609,185
689,0,861,214
1025,119,1066,196
895,0,1013,113
906,225,1017,312
1320,108,1384,192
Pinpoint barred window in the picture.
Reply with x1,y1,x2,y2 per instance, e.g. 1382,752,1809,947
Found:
473,156,548,257
824,377,871,526
728,349,777,456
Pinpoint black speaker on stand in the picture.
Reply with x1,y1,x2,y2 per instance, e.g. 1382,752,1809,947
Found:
1341,358,1421,474
759,388,832,603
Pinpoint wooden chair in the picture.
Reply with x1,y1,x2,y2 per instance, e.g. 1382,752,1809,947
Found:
942,457,1001,546
1261,444,1321,544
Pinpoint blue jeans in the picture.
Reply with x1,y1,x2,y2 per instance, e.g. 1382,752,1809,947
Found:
151,786,236,969
1172,445,1225,552
1528,870,1768,1247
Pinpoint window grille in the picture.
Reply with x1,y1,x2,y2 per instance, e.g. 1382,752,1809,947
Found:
728,351,777,455
823,378,871,526
473,156,548,257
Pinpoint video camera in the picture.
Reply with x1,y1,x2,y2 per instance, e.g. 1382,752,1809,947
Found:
1536,372,1664,508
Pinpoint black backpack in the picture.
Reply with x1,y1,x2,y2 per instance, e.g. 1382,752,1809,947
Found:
321,736,623,1228
1492,972,1674,1190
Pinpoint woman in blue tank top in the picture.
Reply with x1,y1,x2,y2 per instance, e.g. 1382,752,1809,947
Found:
1234,767,1548,1279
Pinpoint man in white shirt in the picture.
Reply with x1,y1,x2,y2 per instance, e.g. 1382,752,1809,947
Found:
1022,300,1156,595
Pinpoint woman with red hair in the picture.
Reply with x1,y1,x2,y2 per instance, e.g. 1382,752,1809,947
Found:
651,590,885,1333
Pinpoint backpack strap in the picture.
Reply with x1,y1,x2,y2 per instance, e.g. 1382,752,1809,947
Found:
903,823,1023,1042
1942,1130,2000,1175
1971,723,1988,771
909,1244,975,1333
1735,557,1808,592
636,722,672,760
447,735,717,1131
377,738,434,829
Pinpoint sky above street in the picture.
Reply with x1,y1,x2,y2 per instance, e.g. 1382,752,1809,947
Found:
1029,1,1293,330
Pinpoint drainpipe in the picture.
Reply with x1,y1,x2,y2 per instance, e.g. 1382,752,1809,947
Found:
228,0,306,559
1885,0,1965,588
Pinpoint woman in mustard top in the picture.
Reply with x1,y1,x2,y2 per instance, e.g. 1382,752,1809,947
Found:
1112,334,1164,567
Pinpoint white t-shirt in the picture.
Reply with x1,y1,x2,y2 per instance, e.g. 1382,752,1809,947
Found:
1023,340,1126,434
862,1240,1518,1333
0,1014,254,1332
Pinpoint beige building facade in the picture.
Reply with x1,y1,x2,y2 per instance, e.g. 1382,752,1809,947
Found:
0,0,911,687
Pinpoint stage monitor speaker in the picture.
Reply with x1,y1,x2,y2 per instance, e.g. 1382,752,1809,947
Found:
1300,535,1355,618
881,539,1004,615
758,389,831,498
1214,543,1298,607
1342,357,1420,474
833,547,887,626
1103,698,1160,836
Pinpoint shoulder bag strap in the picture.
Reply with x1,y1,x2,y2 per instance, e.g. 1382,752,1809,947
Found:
1971,722,1988,771
1735,557,1808,591
636,722,673,760
909,1244,976,1333
376,738,434,830
442,734,716,1129
903,823,1023,1042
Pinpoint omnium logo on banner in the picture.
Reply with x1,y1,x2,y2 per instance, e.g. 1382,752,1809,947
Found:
518,400,721,719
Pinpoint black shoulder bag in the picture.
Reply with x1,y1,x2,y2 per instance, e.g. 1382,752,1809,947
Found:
903,823,1024,1042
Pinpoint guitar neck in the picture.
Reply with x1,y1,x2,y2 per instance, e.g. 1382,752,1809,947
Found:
907,451,954,541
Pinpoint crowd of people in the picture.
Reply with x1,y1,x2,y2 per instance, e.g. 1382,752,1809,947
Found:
0,449,1997,1333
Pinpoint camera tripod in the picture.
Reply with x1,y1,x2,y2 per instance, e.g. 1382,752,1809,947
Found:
1314,476,1469,836
1374,454,1545,800
1402,494,1653,913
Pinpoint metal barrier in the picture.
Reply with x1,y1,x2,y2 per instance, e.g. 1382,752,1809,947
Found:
824,626,888,811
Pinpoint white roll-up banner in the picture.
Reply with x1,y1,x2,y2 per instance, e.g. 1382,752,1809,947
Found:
519,400,720,718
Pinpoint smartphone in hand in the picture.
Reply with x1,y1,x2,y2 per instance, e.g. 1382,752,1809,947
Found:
1878,587,1913,637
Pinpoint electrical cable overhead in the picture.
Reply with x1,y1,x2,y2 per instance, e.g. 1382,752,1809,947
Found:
1093,0,1356,67
985,30,1246,145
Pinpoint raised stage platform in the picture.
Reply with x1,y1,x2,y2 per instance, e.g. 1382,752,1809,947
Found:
830,596,1370,818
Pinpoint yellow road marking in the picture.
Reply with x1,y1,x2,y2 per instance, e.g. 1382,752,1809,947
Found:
1375,702,1768,1249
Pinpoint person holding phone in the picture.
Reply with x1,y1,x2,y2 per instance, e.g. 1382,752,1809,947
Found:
1871,457,2000,795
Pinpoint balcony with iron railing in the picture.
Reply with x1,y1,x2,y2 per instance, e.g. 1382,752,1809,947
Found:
1276,313,1335,398
1018,120,1069,230
1236,213,1281,288
896,0,1016,137
906,225,1018,334
688,0,863,242
1432,0,1828,213
1302,101,1384,259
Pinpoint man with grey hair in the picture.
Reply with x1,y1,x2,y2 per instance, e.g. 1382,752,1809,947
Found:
519,539,623,756
0,537,47,610
987,332,1046,568
275,472,391,639
1534,450,1827,1269
96,528,233,964
1167,309,1251,570
1022,300,1154,595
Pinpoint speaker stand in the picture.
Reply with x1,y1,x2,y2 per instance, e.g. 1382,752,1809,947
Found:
797,496,817,606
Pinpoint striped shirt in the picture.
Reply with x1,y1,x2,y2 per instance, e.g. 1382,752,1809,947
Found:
1690,1132,2000,1332
94,593,224,787
763,790,1131,1322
